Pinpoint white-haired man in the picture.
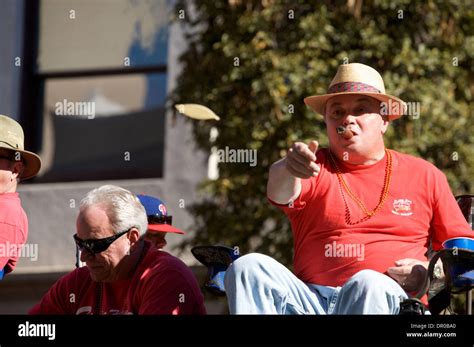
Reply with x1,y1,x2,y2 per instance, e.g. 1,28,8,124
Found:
30,185,206,315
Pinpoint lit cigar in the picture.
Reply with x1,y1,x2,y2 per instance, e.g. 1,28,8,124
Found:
336,126,354,139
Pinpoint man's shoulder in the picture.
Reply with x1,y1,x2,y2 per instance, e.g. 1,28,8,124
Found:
0,192,24,214
0,193,27,232
138,249,199,290
391,150,443,175
0,192,20,201
144,248,193,274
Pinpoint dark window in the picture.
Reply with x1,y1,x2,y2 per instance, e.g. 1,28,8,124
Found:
20,0,170,182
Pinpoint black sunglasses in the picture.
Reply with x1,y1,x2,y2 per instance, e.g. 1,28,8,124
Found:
148,215,172,225
73,228,131,254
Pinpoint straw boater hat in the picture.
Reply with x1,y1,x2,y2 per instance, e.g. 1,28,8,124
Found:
0,115,41,180
304,63,407,120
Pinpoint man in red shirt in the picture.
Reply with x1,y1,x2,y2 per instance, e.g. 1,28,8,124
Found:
30,185,206,315
224,63,472,314
0,115,41,276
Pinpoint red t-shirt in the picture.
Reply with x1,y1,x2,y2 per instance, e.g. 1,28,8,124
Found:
270,148,472,287
0,192,28,274
29,242,206,315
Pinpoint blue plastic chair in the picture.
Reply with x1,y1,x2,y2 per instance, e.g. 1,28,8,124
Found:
417,195,474,314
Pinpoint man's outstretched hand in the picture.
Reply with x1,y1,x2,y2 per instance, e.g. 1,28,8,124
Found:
285,140,320,178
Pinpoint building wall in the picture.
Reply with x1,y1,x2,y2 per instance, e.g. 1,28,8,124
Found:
0,0,23,120
0,0,227,314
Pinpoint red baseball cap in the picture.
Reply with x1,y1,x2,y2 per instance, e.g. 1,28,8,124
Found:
137,194,185,235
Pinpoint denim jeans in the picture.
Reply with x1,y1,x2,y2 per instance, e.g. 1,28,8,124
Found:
224,253,408,314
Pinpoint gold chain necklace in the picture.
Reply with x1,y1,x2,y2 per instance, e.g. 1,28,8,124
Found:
328,149,392,225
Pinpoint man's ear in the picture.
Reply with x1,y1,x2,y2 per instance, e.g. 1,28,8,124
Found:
10,161,24,180
381,116,390,134
128,228,141,244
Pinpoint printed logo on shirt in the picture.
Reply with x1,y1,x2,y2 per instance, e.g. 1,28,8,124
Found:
391,199,413,216
76,306,93,315
75,306,133,315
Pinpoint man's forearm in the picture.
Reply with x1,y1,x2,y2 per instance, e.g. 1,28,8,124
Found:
267,158,301,205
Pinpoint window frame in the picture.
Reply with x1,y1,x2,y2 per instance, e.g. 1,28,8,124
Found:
19,0,169,183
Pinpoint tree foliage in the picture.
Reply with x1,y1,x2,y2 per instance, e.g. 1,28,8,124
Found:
172,0,473,266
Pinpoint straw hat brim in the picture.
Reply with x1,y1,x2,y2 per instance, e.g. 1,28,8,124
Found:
304,92,407,121
0,144,42,180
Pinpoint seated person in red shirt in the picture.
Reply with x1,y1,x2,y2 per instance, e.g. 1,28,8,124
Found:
0,115,41,276
224,63,473,314
137,194,186,250
29,185,206,315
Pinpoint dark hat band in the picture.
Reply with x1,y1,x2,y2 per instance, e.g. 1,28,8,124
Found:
0,140,19,150
328,82,381,94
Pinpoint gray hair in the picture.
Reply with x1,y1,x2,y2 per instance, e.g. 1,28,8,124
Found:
80,185,148,236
